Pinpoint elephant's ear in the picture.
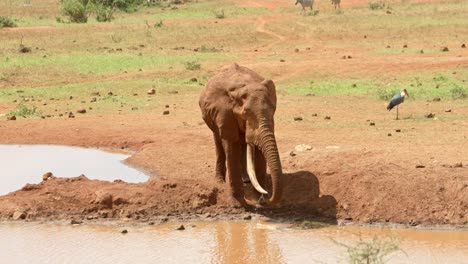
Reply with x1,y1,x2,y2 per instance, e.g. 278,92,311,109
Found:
262,79,277,106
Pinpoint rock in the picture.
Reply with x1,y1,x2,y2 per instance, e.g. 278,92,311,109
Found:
395,129,401,132
347,55,352,59
42,172,54,181
369,122,375,126
91,92,100,96
121,229,128,234
289,151,296,157
441,47,449,52
295,144,312,152
163,110,170,115
280,59,285,62
21,183,40,191
420,49,424,54
7,116,16,121
70,219,83,225
445,109,452,113
386,10,392,14
293,116,303,121
168,90,178,94
403,44,408,48
415,165,425,168
243,215,252,220
165,105,170,108
294,48,299,52
108,92,113,96
69,96,73,100
147,89,156,95
12,211,26,220
77,108,86,114
387,133,392,136
94,192,113,209
425,113,435,118
19,45,31,53
462,44,466,48
433,97,441,102
175,225,185,230
453,162,463,168
90,97,97,102
324,116,331,120
68,112,75,118
190,77,198,82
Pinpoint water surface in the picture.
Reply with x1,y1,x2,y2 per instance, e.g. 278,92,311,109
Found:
0,144,148,195
0,221,466,264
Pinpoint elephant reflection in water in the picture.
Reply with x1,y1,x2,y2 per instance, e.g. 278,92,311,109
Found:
213,222,284,263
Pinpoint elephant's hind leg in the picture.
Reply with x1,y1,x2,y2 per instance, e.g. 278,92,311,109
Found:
214,133,226,182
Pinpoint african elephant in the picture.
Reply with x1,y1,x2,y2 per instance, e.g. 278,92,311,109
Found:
199,63,283,206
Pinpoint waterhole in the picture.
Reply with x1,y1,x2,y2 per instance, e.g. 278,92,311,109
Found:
0,144,148,195
0,221,467,263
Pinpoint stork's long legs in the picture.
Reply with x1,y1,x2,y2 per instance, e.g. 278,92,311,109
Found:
396,105,399,120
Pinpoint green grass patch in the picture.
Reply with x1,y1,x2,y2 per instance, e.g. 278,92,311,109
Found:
0,52,229,75
279,79,377,96
6,104,41,118
280,71,467,101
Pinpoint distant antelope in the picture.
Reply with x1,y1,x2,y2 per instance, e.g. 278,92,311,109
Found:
295,0,314,12
331,0,341,9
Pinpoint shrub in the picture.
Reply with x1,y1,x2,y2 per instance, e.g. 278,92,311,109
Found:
450,85,467,99
93,2,115,22
185,61,201,71
214,10,225,19
7,104,41,118
62,0,89,23
334,235,402,264
369,1,386,10
377,88,399,101
0,16,17,28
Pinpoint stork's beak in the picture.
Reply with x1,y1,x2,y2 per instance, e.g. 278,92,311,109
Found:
404,89,410,97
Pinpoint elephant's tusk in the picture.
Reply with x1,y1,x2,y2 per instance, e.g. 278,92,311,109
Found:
247,144,268,194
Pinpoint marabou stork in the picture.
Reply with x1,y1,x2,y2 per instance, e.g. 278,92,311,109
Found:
387,89,410,120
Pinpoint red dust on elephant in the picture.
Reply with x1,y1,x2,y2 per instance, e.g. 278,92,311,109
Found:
199,63,283,207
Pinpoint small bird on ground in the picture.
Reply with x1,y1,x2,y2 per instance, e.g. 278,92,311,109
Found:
387,89,410,120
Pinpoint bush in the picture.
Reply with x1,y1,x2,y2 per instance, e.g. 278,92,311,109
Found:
93,2,115,22
62,0,89,23
7,104,41,118
214,10,225,19
377,88,399,101
0,16,17,28
369,1,386,10
450,85,467,99
185,61,201,71
334,235,402,264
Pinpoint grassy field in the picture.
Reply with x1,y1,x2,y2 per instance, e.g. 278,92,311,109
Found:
0,0,467,118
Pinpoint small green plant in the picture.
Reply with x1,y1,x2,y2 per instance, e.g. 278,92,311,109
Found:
432,74,448,82
185,61,201,71
334,235,402,264
377,88,399,101
305,10,319,16
214,9,225,19
369,0,386,10
0,16,17,28
154,20,163,27
61,0,89,23
297,220,330,229
7,104,41,118
450,85,467,99
92,2,115,22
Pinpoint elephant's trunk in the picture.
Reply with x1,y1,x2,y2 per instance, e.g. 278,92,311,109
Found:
256,124,283,205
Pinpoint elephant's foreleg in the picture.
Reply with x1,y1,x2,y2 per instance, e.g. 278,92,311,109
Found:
223,140,245,204
214,133,226,182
